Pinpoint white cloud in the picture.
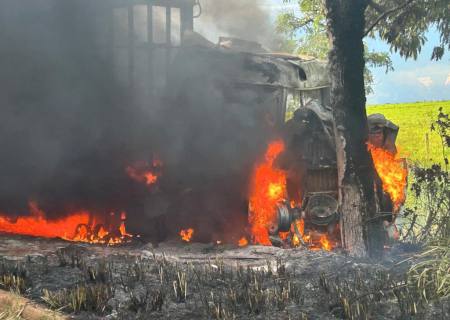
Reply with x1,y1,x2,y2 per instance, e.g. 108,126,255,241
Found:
368,62,450,104
387,64,450,86
445,73,450,86
417,76,433,87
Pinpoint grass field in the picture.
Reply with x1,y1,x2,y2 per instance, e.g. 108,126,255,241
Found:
367,100,450,167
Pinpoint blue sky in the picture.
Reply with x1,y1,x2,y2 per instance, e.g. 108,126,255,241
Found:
263,0,450,104
365,33,450,104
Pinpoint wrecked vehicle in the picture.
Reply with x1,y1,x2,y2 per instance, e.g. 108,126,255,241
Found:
0,0,408,251
165,35,404,247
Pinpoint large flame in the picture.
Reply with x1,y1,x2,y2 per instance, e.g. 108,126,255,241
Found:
368,143,408,211
249,140,287,245
0,202,132,245
248,140,337,250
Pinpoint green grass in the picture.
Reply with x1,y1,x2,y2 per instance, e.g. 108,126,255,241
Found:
367,100,450,166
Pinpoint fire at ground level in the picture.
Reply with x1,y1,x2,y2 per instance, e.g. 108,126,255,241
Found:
0,35,408,251
0,130,407,251
0,234,447,319
0,141,406,251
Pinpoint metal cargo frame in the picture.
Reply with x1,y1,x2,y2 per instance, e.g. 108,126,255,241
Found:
61,0,195,103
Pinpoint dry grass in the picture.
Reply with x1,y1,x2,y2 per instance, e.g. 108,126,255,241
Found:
0,240,441,319
0,262,28,294
408,240,450,302
0,298,25,320
42,284,114,314
0,290,66,320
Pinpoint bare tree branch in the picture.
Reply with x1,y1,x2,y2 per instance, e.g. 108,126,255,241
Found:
293,18,314,30
364,0,415,37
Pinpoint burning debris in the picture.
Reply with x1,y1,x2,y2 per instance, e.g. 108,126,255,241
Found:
126,156,163,188
238,237,249,247
179,228,194,242
0,202,132,245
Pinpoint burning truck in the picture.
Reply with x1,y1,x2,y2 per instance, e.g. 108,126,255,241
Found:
164,35,408,249
0,0,407,250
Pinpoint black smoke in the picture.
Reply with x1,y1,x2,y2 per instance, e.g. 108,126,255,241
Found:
0,1,148,216
0,1,278,242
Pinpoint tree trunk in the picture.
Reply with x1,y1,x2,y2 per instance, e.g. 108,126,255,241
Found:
325,0,384,258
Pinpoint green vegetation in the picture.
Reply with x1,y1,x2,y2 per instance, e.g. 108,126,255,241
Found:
276,0,393,94
367,100,450,166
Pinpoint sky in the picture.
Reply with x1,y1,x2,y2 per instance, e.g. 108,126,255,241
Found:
262,0,450,104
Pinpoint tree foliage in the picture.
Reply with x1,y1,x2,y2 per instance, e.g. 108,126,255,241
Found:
277,0,448,92
277,0,393,94
365,0,449,61
279,0,449,60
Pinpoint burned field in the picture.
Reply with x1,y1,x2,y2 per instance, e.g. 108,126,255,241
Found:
0,235,448,320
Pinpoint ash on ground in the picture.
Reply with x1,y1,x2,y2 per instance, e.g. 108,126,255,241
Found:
0,235,448,319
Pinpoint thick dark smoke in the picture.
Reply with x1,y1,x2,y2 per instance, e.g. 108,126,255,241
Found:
152,48,278,242
0,1,277,242
0,1,151,216
195,0,283,50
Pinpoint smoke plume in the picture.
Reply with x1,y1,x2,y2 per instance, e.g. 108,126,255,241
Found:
0,0,280,242
0,1,149,215
195,0,283,50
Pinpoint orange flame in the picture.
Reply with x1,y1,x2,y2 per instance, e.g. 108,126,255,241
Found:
291,219,305,247
247,140,336,250
126,166,159,186
368,143,408,211
126,157,163,187
249,140,287,245
118,211,131,237
180,228,194,242
0,202,132,245
238,237,248,247
319,234,331,251
291,219,333,251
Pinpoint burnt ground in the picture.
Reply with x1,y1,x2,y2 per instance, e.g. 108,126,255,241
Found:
0,234,448,320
